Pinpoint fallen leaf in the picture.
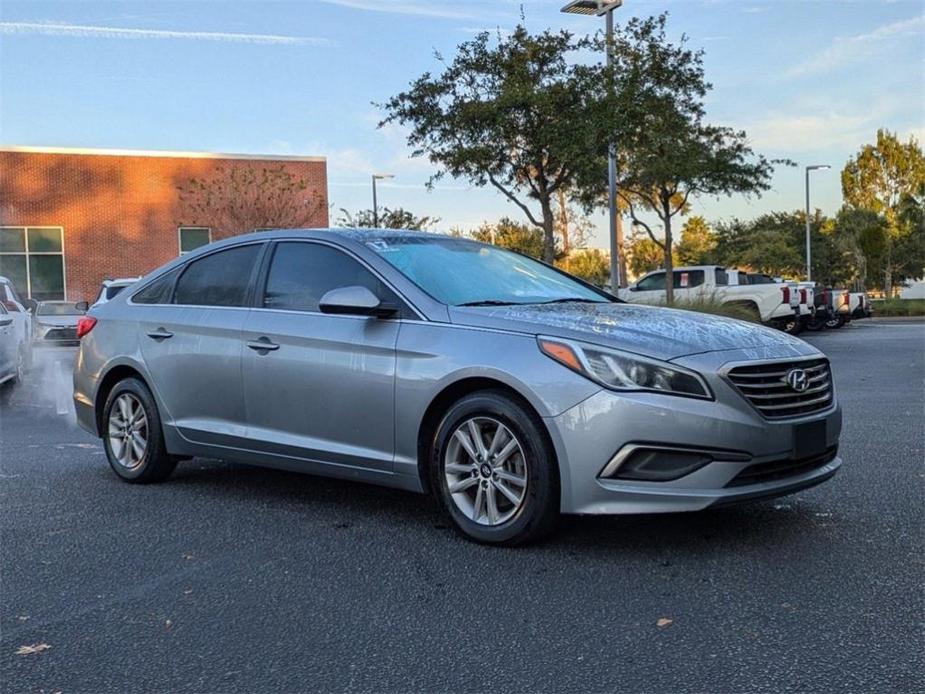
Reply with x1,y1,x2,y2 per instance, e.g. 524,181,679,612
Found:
656,618,673,628
165,620,172,628
16,643,51,655
183,589,193,595
17,615,29,622
182,554,194,560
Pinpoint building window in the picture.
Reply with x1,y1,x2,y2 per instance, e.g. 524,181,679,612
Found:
178,227,212,255
0,227,66,300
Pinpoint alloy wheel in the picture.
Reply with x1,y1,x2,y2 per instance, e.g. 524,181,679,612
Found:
107,393,148,470
444,416,528,526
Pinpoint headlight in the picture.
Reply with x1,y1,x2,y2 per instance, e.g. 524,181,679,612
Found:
538,337,712,399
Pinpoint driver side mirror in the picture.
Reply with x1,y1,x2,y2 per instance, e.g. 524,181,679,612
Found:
628,285,640,292
319,285,397,318
75,301,90,313
22,298,38,313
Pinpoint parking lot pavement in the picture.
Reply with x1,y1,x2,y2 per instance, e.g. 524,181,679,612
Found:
1,323,923,693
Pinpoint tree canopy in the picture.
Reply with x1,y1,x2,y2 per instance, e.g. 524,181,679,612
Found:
336,207,438,230
380,26,613,263
579,14,782,302
841,130,925,293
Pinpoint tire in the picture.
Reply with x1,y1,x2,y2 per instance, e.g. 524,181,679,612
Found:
431,390,559,546
779,316,803,335
805,315,828,331
825,315,846,329
102,377,176,483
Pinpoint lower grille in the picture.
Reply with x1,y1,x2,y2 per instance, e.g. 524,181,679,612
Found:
726,358,833,419
726,446,838,487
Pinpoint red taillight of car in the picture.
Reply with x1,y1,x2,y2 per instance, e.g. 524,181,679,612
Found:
800,288,807,304
781,286,790,304
76,316,97,339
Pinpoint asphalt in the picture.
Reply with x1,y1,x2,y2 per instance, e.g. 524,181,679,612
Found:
1,323,923,693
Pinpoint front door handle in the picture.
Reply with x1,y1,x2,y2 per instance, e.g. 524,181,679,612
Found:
246,337,280,353
146,328,174,341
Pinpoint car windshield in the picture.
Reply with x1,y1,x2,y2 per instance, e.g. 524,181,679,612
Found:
365,236,609,306
37,303,83,316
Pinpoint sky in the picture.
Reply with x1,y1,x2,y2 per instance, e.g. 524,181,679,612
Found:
1,0,923,247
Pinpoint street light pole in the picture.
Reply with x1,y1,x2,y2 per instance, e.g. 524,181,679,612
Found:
371,173,394,228
804,164,830,282
561,1,624,292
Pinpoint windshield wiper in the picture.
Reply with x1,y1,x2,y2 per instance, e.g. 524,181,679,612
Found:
534,298,608,305
457,300,520,307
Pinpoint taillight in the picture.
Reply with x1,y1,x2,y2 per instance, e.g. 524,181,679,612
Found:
76,316,97,339
781,286,790,304
800,288,807,304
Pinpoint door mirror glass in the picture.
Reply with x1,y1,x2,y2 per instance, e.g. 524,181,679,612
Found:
22,298,38,312
319,286,396,318
75,301,89,313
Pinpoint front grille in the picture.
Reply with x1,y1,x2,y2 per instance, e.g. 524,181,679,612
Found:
726,358,833,419
726,446,838,487
43,327,77,341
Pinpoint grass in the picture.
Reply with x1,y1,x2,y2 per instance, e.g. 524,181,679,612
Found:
868,298,925,317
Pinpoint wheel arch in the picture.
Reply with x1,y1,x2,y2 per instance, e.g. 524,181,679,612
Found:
415,376,558,497
94,363,150,436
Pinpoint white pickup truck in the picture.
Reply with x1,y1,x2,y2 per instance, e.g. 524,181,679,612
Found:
618,265,800,328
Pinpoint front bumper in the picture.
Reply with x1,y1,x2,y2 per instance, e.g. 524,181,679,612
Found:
547,346,842,515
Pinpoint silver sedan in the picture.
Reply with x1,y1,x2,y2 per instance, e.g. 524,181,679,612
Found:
73,229,841,545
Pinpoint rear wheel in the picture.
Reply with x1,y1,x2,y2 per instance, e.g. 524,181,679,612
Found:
825,315,846,329
431,391,559,546
779,316,803,334
102,378,176,483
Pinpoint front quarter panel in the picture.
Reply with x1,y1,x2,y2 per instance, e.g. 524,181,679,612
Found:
392,322,601,480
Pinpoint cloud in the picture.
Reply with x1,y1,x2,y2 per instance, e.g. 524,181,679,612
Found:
317,0,476,20
742,112,883,152
786,14,925,78
0,21,331,46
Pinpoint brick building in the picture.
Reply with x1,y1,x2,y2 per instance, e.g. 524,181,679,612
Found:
0,146,328,301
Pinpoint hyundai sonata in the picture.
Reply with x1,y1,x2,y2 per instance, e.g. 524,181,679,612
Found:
73,229,841,544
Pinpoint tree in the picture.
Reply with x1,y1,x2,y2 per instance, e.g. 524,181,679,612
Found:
380,26,613,264
469,217,553,259
712,210,856,286
831,206,889,289
336,207,438,230
842,129,925,294
675,215,718,265
626,227,664,279
578,14,783,303
176,165,325,235
557,248,610,287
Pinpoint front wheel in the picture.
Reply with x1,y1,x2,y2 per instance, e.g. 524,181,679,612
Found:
102,378,176,483
432,391,559,546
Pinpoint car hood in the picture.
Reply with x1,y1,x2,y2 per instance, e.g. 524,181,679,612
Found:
448,301,815,360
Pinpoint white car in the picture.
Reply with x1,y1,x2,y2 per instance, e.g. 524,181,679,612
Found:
618,265,800,328
0,275,34,369
90,278,142,309
0,302,25,394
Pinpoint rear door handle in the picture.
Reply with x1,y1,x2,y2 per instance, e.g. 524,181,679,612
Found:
246,337,280,353
146,328,174,341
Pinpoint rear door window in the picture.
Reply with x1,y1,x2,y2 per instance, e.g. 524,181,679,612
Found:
673,270,704,289
174,244,262,307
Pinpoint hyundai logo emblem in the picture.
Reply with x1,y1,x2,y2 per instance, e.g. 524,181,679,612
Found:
785,368,810,392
